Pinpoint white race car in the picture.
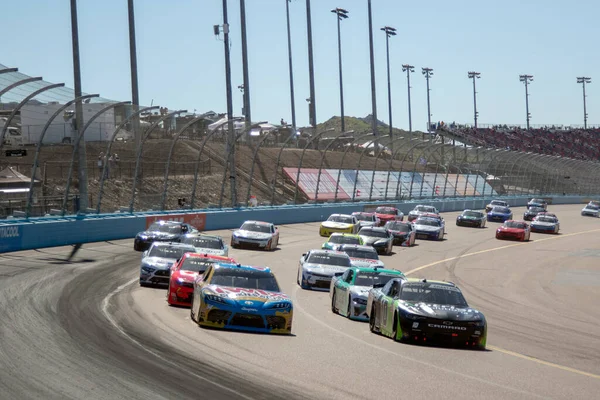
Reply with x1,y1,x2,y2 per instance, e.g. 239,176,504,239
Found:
181,233,229,256
339,244,385,268
297,249,352,291
581,204,599,217
139,242,196,287
231,220,280,251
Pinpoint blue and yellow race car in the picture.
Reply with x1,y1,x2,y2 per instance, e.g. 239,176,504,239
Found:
190,263,293,334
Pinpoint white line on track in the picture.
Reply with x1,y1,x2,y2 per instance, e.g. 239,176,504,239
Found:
101,278,258,400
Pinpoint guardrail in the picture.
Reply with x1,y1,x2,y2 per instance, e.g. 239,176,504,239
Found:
0,194,590,253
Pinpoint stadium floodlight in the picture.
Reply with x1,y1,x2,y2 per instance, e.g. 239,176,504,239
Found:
422,68,434,135
519,74,534,130
285,0,297,135
331,7,350,132
402,64,415,132
381,26,396,142
468,71,481,129
577,77,592,129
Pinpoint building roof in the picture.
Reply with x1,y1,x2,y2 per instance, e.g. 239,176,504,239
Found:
0,166,39,186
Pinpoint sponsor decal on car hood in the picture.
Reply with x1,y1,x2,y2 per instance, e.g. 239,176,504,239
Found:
400,302,483,321
349,258,384,268
321,221,352,229
497,227,524,234
413,225,440,232
234,230,272,240
142,256,177,269
302,263,349,276
209,286,290,302
194,247,226,255
138,231,178,240
360,235,389,245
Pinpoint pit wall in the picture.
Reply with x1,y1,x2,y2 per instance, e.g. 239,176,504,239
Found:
0,195,590,253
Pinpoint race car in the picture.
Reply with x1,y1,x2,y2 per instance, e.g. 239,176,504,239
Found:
495,220,530,241
537,211,558,219
231,220,279,251
330,266,405,321
167,253,237,306
456,210,486,228
581,204,600,217
339,244,384,268
530,215,560,234
139,242,196,287
527,198,548,210
523,206,546,221
374,206,404,225
485,199,509,213
419,212,445,227
487,206,513,223
322,233,364,251
352,212,380,229
319,214,360,237
384,221,416,246
366,278,487,349
587,200,600,208
358,227,394,255
181,233,229,256
407,205,440,222
190,263,293,334
412,216,445,241
133,220,197,251
297,249,352,291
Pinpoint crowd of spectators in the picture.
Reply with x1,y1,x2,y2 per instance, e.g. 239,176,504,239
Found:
441,123,600,161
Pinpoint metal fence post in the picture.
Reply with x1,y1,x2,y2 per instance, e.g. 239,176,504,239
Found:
61,101,130,215
293,128,335,204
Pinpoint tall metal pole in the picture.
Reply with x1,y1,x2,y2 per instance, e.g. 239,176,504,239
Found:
332,8,349,133
519,74,533,130
240,0,251,126
367,0,378,138
381,26,396,140
222,0,237,206
422,67,434,136
127,0,140,147
70,0,88,210
306,0,317,130
402,64,414,132
468,71,480,129
577,76,591,129
285,0,297,133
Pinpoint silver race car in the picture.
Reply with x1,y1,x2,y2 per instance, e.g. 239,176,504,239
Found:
530,215,560,234
412,216,445,240
407,205,440,222
297,249,352,291
339,244,385,268
231,220,280,251
181,233,229,256
358,227,394,255
581,204,600,217
139,242,196,287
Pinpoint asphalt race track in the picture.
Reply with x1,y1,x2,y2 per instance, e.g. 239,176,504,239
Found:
1,204,600,400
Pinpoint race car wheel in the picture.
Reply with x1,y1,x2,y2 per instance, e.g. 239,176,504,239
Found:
230,239,238,249
369,306,378,333
392,313,400,342
190,299,196,322
331,290,338,314
346,295,352,318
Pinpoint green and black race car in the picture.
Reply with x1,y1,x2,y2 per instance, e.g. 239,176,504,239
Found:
366,278,486,349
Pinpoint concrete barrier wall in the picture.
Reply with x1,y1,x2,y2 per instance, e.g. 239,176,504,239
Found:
0,195,589,254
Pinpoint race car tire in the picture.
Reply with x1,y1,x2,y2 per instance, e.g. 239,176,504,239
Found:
346,295,352,318
230,239,239,249
331,290,338,314
298,269,310,290
392,313,401,342
139,282,151,287
369,306,378,333
190,298,196,322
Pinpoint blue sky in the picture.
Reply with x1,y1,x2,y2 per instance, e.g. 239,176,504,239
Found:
3,0,599,129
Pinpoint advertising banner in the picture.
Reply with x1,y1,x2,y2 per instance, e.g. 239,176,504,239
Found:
0,224,22,253
146,213,206,230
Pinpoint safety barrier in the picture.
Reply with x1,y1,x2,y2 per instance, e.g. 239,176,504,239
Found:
0,195,591,253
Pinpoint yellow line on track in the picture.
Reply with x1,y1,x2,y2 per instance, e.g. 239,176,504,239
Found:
404,226,600,380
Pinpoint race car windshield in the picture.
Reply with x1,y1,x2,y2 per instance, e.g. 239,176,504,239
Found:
376,207,397,215
387,222,410,232
148,223,182,234
491,200,507,206
463,211,483,218
360,229,388,238
415,219,440,227
531,199,545,203
536,217,557,223
492,207,510,213
210,269,280,291
240,223,271,233
328,215,354,224
180,258,215,273
355,272,398,287
182,236,223,249
586,205,599,210
343,248,379,260
415,206,434,212
329,235,360,244
307,254,350,267
354,214,373,221
148,246,193,259
528,207,545,213
504,221,526,229
400,283,468,307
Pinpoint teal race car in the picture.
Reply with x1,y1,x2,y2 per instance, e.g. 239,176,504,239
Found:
321,233,364,251
366,278,487,349
329,266,405,321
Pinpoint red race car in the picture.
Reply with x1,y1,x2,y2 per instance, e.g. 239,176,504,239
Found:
374,206,404,226
167,253,237,307
495,220,530,242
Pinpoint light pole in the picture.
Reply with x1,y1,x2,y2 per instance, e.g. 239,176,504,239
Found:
381,26,396,140
519,74,533,130
306,0,317,130
577,76,591,129
332,7,349,133
422,67,434,135
468,71,481,129
402,64,414,132
367,0,378,138
285,0,297,134
127,0,140,147
239,0,251,127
